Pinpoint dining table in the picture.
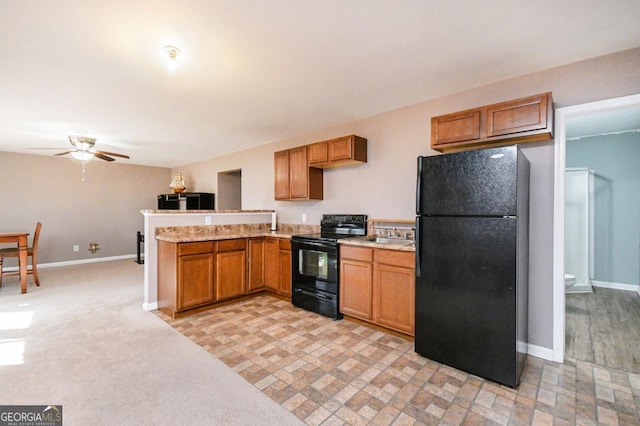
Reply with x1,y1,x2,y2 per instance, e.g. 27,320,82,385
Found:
0,231,29,293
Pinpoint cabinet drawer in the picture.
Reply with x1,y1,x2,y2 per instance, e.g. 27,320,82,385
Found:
217,239,246,252
279,238,291,250
341,246,373,262
374,249,414,269
178,241,214,256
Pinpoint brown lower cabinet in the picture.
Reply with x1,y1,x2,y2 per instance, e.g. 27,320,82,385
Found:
264,238,279,292
158,241,215,316
263,237,291,297
372,250,415,335
278,239,292,297
158,236,291,318
215,239,246,301
247,238,265,293
339,247,374,320
340,245,415,336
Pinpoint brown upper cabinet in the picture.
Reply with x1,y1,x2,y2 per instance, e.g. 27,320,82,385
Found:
274,146,323,200
308,135,367,168
274,134,367,200
431,92,553,152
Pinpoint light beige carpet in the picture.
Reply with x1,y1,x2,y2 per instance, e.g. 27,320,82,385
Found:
0,260,303,426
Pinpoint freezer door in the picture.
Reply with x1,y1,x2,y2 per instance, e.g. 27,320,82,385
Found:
417,146,518,216
415,216,519,387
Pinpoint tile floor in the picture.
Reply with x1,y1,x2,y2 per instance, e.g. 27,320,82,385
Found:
157,295,640,425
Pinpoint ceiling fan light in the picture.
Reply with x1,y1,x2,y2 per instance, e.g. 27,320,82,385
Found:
69,135,96,150
71,151,94,161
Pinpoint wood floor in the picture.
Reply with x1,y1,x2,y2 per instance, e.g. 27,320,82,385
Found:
566,287,640,373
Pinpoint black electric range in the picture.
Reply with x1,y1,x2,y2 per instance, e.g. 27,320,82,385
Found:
290,214,367,319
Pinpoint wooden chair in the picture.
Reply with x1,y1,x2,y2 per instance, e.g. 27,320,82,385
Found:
0,222,42,287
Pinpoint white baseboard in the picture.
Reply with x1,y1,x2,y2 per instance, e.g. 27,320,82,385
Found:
143,302,158,311
527,343,554,361
565,284,593,293
2,254,138,272
592,280,639,292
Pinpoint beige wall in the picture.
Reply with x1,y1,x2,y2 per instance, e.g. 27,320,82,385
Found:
0,152,170,264
174,47,640,350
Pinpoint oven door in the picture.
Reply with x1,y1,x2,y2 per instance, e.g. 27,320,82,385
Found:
291,239,338,294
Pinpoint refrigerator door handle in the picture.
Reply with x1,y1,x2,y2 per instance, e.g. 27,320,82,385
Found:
416,157,423,215
415,217,421,278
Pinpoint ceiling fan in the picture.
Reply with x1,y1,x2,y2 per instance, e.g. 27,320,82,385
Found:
30,136,130,162
53,136,130,162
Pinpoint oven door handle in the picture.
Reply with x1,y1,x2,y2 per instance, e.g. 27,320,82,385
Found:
294,288,334,301
291,240,337,249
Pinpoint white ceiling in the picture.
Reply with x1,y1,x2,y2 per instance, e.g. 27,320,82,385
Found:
1,1,639,168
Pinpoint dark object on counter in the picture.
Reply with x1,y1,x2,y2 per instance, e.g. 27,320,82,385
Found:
157,192,215,210
415,145,529,388
291,214,367,320
136,231,144,264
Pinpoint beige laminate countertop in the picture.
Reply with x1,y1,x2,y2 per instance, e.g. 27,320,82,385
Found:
155,230,299,243
156,229,415,251
339,236,416,252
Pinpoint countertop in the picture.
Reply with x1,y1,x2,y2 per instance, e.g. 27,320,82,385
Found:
339,236,415,252
156,229,296,243
155,225,415,251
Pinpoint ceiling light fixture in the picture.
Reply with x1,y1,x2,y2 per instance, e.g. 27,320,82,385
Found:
69,135,95,161
163,45,182,71
163,45,181,60
70,151,94,161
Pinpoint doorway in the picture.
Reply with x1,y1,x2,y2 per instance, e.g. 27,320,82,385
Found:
218,170,242,210
553,93,640,365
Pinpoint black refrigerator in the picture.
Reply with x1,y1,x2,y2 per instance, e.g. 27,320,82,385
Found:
415,145,529,388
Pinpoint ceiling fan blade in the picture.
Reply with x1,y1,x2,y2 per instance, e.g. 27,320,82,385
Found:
54,151,72,156
28,147,68,150
94,152,115,161
95,150,130,159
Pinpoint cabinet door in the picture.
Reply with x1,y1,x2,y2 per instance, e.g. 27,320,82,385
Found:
373,263,415,335
264,238,279,292
177,253,214,310
274,150,290,200
486,93,549,138
216,250,246,301
289,146,309,199
328,136,353,161
279,239,292,297
431,109,482,147
339,259,373,320
248,239,265,293
308,141,328,165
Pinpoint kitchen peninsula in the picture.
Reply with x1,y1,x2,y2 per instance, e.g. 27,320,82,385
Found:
141,209,312,311
155,222,306,318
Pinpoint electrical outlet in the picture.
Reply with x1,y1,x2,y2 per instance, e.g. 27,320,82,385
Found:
302,213,307,222
73,245,79,252
205,216,211,225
